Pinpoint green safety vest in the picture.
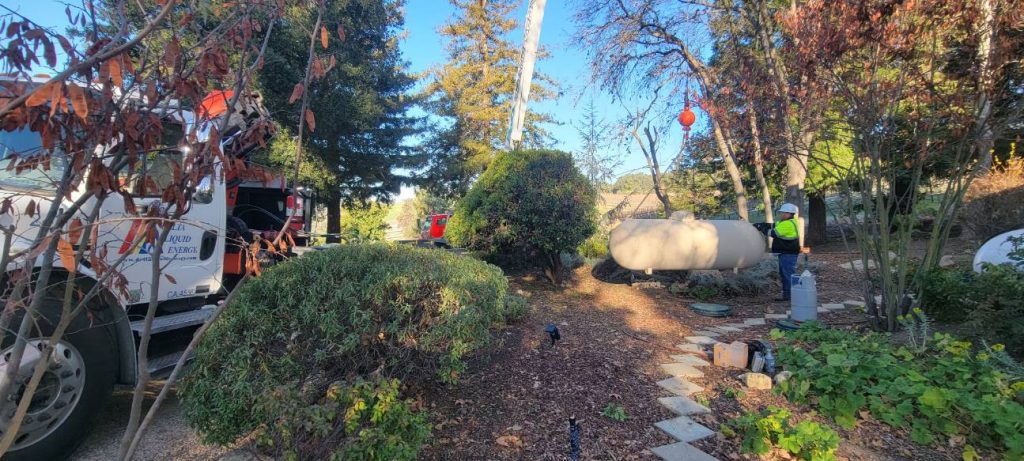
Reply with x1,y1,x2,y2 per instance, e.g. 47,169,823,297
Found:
773,219,799,240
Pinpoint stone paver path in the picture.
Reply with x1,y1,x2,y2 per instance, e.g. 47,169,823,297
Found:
648,299,864,461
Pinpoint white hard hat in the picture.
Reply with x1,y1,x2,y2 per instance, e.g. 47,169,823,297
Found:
777,203,799,214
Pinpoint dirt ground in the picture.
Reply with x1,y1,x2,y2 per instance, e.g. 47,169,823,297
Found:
69,242,981,460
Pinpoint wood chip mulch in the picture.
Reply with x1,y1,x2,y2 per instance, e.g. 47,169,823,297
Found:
418,244,975,461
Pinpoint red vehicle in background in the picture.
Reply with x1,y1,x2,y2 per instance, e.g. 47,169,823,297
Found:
419,213,451,248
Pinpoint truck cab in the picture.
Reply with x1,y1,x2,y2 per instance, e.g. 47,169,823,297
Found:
0,86,303,460
419,213,451,248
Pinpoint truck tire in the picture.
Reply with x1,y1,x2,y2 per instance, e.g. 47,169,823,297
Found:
0,282,118,461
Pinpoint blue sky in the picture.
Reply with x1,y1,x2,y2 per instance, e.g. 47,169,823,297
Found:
5,0,699,194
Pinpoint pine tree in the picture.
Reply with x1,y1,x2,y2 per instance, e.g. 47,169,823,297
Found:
572,97,620,187
424,0,556,196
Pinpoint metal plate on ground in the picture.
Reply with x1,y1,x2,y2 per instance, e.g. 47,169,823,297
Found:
688,303,732,317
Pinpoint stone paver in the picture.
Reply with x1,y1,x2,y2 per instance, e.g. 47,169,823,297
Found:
691,330,721,338
709,325,743,333
843,299,866,309
683,336,718,346
655,415,716,443
670,355,710,367
764,313,788,319
723,323,750,329
650,442,719,461
658,396,710,416
742,318,766,325
817,306,829,313
657,377,704,396
822,303,846,310
661,363,705,379
675,343,705,354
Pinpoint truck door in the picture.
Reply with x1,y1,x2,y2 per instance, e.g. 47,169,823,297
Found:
98,147,226,306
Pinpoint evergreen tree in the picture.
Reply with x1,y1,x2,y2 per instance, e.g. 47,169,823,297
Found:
423,0,557,196
572,97,620,186
257,0,423,240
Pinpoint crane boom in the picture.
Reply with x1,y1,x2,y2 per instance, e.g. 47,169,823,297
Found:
506,0,547,150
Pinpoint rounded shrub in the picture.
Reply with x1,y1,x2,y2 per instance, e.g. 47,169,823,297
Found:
446,149,597,283
181,243,514,453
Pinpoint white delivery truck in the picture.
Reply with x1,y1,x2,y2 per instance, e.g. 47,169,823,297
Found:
0,83,309,460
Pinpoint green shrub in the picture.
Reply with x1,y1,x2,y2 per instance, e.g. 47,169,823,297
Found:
446,149,597,283
181,244,514,448
256,379,430,461
773,324,1024,458
919,263,1024,355
726,407,840,461
577,225,609,259
339,203,390,243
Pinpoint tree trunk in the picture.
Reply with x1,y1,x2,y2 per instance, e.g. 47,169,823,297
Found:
807,192,827,245
326,193,341,243
973,0,997,172
709,117,749,221
748,106,773,224
785,135,812,245
544,252,563,285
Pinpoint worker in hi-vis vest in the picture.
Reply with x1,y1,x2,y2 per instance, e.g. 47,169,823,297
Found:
754,203,808,301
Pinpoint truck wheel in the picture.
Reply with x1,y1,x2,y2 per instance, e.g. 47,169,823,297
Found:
0,284,118,461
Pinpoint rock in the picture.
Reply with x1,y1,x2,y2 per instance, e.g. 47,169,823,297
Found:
939,255,956,268
740,372,772,390
774,370,793,384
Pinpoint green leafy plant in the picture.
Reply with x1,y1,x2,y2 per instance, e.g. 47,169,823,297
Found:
255,379,430,461
919,262,1024,355
600,403,628,422
445,149,597,284
577,225,609,259
723,387,746,400
775,324,1024,458
897,308,932,354
690,285,720,301
182,244,516,447
726,407,839,461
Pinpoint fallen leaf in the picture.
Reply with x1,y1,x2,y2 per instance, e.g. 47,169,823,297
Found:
164,273,177,284
495,435,523,449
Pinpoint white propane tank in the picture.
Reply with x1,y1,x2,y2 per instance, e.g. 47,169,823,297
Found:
608,215,767,271
790,270,818,322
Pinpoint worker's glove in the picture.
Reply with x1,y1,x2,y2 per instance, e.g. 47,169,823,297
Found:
752,222,772,235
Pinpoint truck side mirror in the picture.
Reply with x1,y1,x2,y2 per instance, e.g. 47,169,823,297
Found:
194,175,214,204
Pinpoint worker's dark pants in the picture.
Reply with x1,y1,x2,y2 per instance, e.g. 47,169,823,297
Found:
778,253,799,300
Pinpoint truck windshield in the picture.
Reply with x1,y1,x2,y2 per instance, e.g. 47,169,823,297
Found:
0,128,69,192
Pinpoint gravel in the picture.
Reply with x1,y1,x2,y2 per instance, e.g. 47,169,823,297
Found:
70,381,234,461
